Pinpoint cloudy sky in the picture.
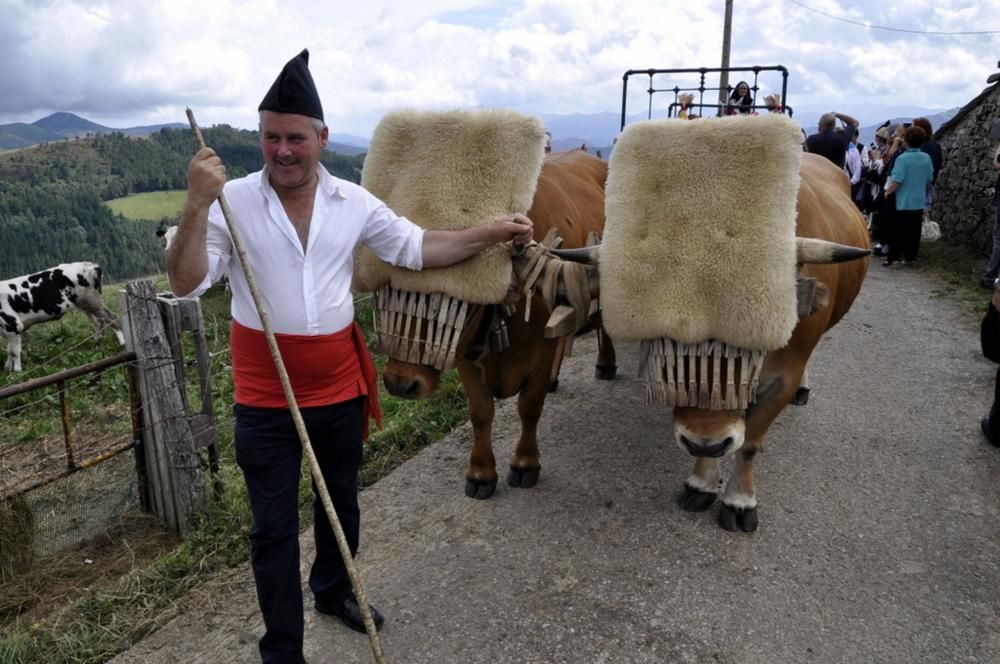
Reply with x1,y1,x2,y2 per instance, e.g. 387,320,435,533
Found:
2,0,998,136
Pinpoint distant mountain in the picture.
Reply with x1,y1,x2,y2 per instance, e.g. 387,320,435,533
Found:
329,132,370,148
118,122,188,137
325,142,367,156
33,111,111,137
0,112,194,151
0,122,66,150
2,106,957,156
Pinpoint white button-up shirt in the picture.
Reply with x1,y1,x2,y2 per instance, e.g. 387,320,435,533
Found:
187,165,424,335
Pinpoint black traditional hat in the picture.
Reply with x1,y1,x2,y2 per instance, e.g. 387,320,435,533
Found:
258,49,324,121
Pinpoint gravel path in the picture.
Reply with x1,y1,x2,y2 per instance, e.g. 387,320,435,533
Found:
112,258,1000,664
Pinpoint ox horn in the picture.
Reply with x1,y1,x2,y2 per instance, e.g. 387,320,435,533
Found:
796,238,870,264
550,245,600,265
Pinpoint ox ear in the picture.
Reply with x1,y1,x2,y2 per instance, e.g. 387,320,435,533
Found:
796,238,869,264
797,278,831,318
550,245,600,265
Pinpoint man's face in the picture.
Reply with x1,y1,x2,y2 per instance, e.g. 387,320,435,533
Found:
260,111,328,190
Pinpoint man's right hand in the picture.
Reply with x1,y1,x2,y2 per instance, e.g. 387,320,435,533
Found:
187,148,227,209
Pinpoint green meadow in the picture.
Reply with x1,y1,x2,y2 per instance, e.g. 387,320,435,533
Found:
106,190,187,220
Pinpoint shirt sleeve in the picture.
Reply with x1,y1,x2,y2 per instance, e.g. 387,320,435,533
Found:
359,195,425,271
890,155,906,184
178,201,232,299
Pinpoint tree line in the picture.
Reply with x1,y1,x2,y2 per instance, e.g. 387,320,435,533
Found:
0,126,365,280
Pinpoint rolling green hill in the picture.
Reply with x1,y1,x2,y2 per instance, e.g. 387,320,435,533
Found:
0,125,365,279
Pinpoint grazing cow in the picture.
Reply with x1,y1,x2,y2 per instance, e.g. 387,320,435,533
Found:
382,149,616,499
156,224,179,251
670,153,869,532
158,223,230,294
0,262,124,372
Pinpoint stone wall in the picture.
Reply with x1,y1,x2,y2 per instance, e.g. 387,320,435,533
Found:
934,83,1000,253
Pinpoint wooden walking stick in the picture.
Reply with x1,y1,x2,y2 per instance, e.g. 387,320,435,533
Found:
185,109,387,664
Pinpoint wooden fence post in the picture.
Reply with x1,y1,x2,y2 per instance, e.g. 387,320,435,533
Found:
121,280,203,536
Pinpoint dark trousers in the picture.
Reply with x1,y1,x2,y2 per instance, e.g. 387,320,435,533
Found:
235,398,365,663
887,208,923,262
988,368,1000,442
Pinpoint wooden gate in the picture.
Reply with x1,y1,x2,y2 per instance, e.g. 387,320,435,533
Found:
120,279,218,536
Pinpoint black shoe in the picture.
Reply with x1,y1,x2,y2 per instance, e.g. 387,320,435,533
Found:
315,596,384,633
981,278,997,290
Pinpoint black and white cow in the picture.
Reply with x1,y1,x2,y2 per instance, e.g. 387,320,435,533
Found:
1,262,124,372
155,224,178,251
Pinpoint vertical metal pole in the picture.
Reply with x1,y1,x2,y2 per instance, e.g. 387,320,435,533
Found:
719,0,734,106
621,73,629,132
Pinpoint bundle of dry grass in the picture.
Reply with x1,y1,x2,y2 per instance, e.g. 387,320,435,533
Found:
353,109,546,304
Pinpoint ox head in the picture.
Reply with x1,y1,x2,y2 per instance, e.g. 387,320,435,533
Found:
672,237,868,458
376,286,495,400
557,236,868,459
380,236,599,400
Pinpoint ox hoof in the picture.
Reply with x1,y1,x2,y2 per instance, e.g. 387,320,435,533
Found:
465,479,497,500
595,365,617,381
548,379,559,393
678,485,718,512
791,387,810,406
507,467,540,489
718,504,759,533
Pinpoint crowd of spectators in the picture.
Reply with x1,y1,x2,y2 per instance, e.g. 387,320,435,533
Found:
805,114,941,268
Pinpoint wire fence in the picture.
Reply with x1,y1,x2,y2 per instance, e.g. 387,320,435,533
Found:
0,287,375,581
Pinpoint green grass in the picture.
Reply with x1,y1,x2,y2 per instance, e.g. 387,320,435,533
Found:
105,190,186,220
913,240,991,315
0,278,470,663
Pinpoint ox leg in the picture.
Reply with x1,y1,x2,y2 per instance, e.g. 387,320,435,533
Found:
595,327,617,380
791,367,810,406
459,364,499,500
507,380,546,489
548,336,567,393
719,445,761,533
4,332,22,372
678,457,722,512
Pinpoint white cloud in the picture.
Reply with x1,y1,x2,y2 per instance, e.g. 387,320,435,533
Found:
0,0,998,135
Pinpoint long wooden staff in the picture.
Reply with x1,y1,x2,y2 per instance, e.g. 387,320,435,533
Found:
186,109,386,664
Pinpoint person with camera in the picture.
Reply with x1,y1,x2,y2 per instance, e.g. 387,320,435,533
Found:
805,111,860,169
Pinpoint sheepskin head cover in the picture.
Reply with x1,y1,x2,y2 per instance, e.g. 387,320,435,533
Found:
353,109,546,304
599,113,804,350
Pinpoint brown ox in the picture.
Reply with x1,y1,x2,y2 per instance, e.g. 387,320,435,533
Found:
382,149,616,499
673,152,870,532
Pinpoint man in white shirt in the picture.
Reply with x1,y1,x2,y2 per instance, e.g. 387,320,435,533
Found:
167,49,532,664
843,127,864,211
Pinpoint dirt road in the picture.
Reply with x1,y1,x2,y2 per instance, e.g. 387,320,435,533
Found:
113,258,1000,664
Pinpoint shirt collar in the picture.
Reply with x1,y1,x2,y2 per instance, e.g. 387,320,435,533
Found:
258,164,348,200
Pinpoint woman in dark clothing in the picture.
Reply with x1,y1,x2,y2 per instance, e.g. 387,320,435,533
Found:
980,285,1000,447
725,81,754,115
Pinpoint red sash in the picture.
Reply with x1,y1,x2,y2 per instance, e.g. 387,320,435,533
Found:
231,320,383,440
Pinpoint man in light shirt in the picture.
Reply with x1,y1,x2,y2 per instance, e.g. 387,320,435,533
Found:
167,50,532,664
843,127,863,210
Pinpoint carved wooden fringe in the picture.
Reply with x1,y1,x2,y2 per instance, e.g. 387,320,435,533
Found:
373,285,489,371
509,229,600,337
639,338,766,410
